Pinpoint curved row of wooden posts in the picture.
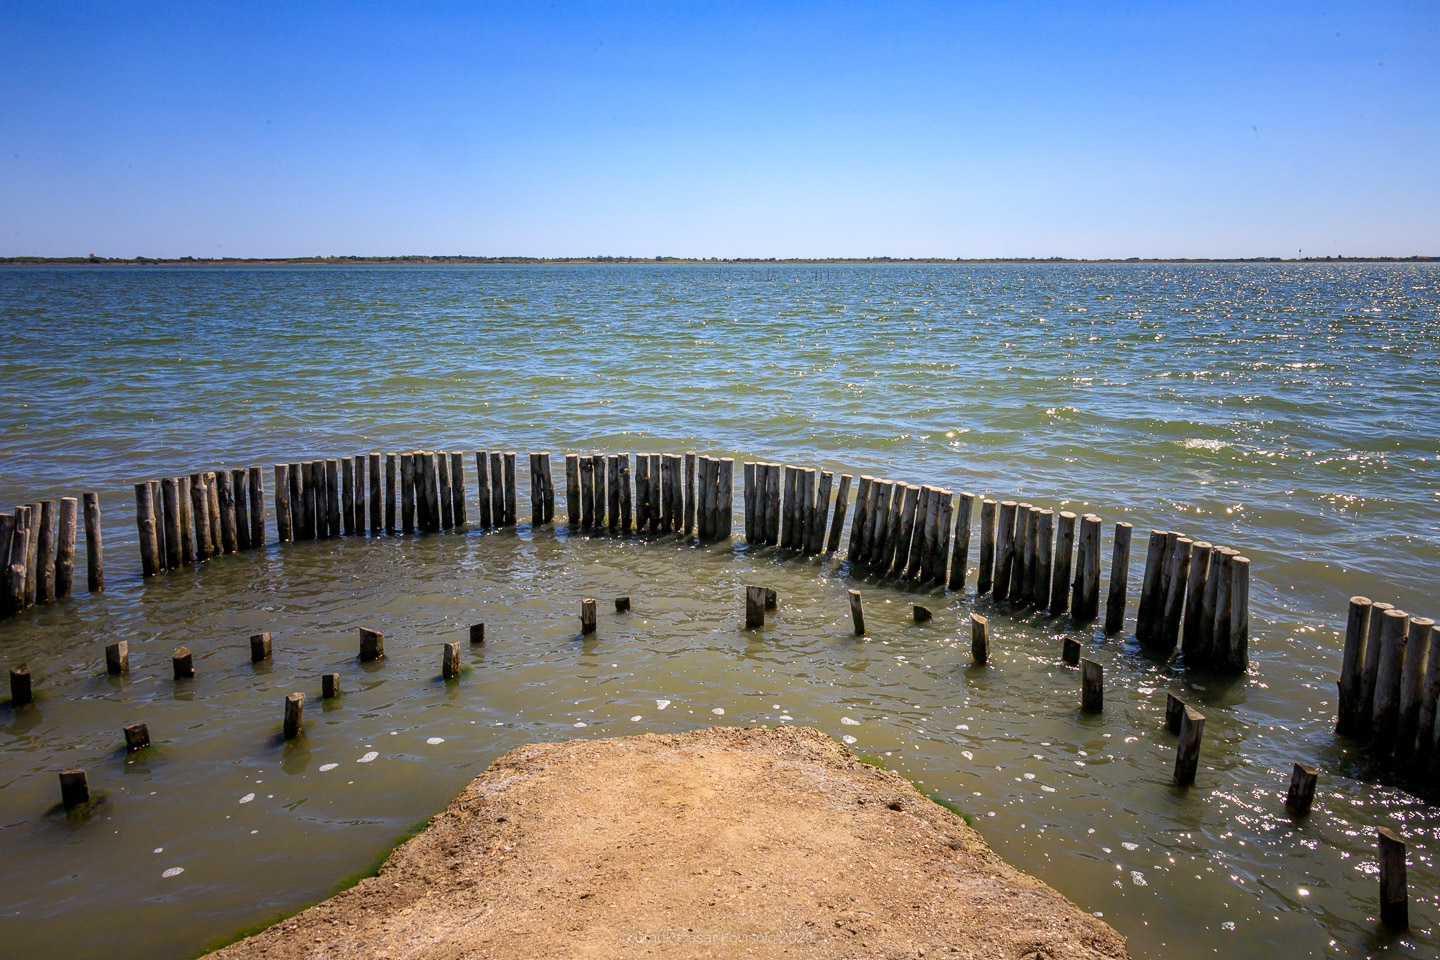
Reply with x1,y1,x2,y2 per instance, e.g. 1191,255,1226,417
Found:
0,445,1419,932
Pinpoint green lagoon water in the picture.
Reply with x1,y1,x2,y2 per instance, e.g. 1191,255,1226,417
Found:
0,262,1438,958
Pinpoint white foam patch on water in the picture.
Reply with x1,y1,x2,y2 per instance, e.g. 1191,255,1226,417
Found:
711,708,724,715
573,722,587,728
1041,785,1056,793
319,763,339,772
962,751,974,761
426,737,445,745
842,735,857,744
841,717,860,726
779,715,793,722
630,715,642,721
1122,842,1139,851
162,867,184,878
656,700,671,710
358,751,379,763
1130,871,1148,886
238,793,254,804
1184,438,1229,452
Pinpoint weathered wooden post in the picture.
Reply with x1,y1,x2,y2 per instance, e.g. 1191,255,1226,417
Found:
810,470,833,554
1180,541,1212,655
683,451,696,536
1174,705,1206,785
216,469,239,553
124,722,150,752
0,511,14,617
422,453,440,531
1081,659,1103,713
694,457,712,540
289,462,306,540
717,457,734,540
150,481,166,568
1158,536,1193,653
616,597,630,612
781,465,798,549
743,462,758,543
386,454,398,533
848,589,865,635
847,477,873,562
177,476,195,561
189,474,213,560
1050,511,1076,617
1104,521,1132,635
1135,530,1167,645
172,646,194,679
435,453,453,529
134,485,160,577
745,585,766,629
55,497,78,598
949,492,975,590
579,455,595,529
232,468,250,550
993,501,1017,601
342,457,356,535
106,641,128,675
1285,763,1318,816
1225,555,1251,672
565,453,581,526
359,628,384,662
914,604,932,623
648,453,663,533
503,451,518,525
893,483,920,578
619,453,633,531
470,623,485,644
1357,601,1395,735
826,474,852,553
1014,504,1035,603
1378,827,1409,931
400,453,416,534
247,465,266,546
5,510,26,613
322,673,340,699
283,692,304,740
250,632,272,662
1062,636,1081,666
442,642,461,679
354,454,368,534
1034,509,1054,610
866,480,893,570
274,464,293,542
1413,622,1440,766
1395,617,1434,763
908,485,933,580
660,455,677,533
580,598,597,635
448,451,466,526
1372,608,1412,746
1072,515,1103,622
488,450,505,527
9,664,32,707
59,770,89,809
976,498,997,595
22,502,39,605
370,454,383,533
592,453,609,530
607,454,621,531
206,470,223,548
971,613,989,665
83,492,104,591
931,489,953,587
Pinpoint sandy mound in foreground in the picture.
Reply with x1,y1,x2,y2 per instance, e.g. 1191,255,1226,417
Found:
212,726,1126,959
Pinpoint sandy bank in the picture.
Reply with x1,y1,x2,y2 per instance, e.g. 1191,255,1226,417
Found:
211,726,1126,959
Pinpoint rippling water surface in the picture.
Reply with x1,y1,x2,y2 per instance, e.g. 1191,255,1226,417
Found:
1,263,1438,959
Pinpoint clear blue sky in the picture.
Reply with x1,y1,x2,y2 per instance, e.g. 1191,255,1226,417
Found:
1,1,1436,258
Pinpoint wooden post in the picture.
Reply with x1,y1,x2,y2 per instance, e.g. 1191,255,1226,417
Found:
1174,705,1205,785
9,664,32,707
0,511,13,617
660,455,676,533
1073,515,1103,622
172,646,194,679
83,492,104,591
1180,541,1212,656
891,483,919,578
423,452,441,532
251,632,272,662
437,453,454,529
215,469,238,553
244,465,264,546
206,471,223,548
106,640,128,675
290,462,307,539
369,454,383,533
59,770,89,809
359,627,384,661
635,454,652,531
1034,509,1054,610
579,455,595,529
274,464,293,542
809,470,833,555
848,589,865,635
616,596,630,612
976,498,997,595
22,502,39,605
232,468,250,550
743,462,757,543
177,476,195,561
124,725,149,754
353,454,367,534
1414,622,1440,767
762,463,779,545
745,585,766,629
1135,530,1167,645
55,497,77,598
679,451,693,536
1050,511,1076,617
822,469,847,554
580,598,597,635
442,642,461,679
608,455,622,532
283,692,304,740
619,454,632,531
716,457,734,540
867,481,893,570
1378,827,1409,931
538,451,554,524
1081,659,1103,713
1062,636,1081,666
781,465,798,549
648,454,664,532
412,453,430,532
1015,504,1034,603
765,588,778,610
1396,617,1434,763
1209,548,1237,665
906,486,932,580
150,481,166,569
322,673,340,698
932,490,953,588
914,604,932,623
846,477,873,562
1158,537,1194,653
469,622,486,644
1357,601,1395,735
1103,522,1132,635
1372,608,1411,746
342,457,356,535
1165,693,1185,733
968,612,990,664
5,509,26,612
1285,763,1318,816
695,457,712,540
799,467,817,553
949,493,975,590
400,454,416,534
993,501,1017,601
1226,555,1251,672
503,451,518,525
485,451,502,526
385,454,398,533
565,453,581,526
446,451,464,526
134,484,160,577
592,453,608,530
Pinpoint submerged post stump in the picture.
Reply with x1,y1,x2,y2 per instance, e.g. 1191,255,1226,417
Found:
764,588,778,610
124,722,150,752
971,613,990,665
172,646,194,679
848,589,865,636
10,664,32,707
59,770,89,809
1081,659,1103,713
442,642,461,680
580,598,597,635
359,628,384,662
1062,636,1081,666
250,632,272,663
1285,763,1318,816
1174,706,1206,786
283,692,304,740
914,604,933,624
470,622,486,644
322,673,340,699
745,585,766,629
1378,827,1408,932
615,596,630,613
106,641,128,676
1165,693,1185,733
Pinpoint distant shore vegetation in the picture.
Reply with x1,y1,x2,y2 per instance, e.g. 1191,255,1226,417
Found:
1,254,1433,265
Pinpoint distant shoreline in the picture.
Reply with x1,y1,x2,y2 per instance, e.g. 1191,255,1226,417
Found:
1,254,1434,266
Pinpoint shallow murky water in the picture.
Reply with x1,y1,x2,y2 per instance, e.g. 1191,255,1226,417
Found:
1,263,1438,958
